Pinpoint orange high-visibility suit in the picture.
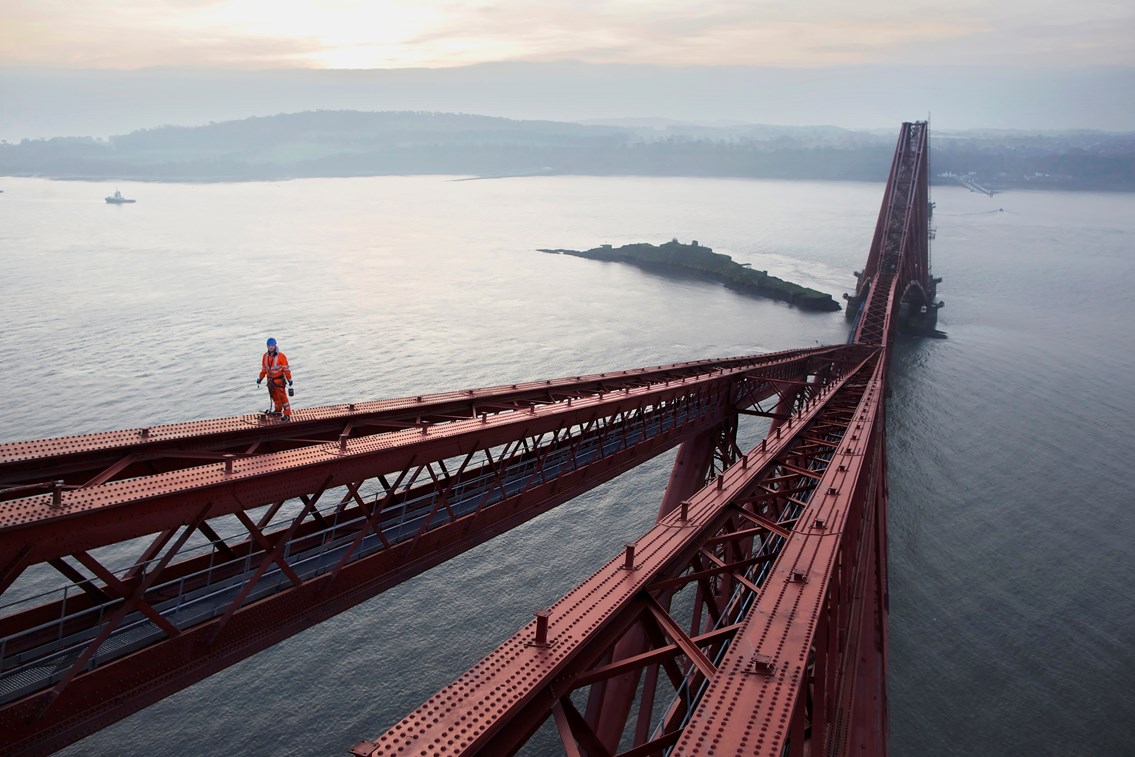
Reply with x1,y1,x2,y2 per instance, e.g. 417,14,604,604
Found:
259,349,293,418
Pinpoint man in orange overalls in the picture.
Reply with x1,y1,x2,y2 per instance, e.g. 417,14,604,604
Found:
257,337,294,420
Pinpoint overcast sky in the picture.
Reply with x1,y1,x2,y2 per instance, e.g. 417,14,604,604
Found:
3,0,1133,70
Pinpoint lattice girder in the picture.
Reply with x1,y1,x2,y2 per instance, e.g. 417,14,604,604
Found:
350,349,880,756
0,349,853,755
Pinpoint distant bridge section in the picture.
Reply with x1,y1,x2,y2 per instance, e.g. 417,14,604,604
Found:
846,120,940,343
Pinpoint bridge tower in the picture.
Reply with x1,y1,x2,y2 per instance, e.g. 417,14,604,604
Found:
845,121,941,336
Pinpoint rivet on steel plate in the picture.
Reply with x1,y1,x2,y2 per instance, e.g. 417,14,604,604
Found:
623,543,636,570
752,654,777,676
223,454,235,474
533,610,550,646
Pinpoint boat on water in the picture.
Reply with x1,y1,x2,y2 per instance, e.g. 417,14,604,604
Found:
105,189,136,204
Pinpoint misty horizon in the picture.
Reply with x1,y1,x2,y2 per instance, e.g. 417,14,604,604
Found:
2,62,1133,142
4,108,1131,192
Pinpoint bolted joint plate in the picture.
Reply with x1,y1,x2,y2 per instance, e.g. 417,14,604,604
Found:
751,654,778,676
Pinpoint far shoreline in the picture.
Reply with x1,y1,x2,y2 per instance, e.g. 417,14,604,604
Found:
3,172,1134,193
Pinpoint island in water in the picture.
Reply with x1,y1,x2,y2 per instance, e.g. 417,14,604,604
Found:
538,239,841,312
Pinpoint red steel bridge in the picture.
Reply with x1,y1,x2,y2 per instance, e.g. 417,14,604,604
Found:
0,122,937,756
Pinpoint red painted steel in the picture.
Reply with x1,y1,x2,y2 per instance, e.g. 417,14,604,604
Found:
674,358,887,755
353,121,931,755
351,349,880,756
1,122,930,756
0,347,848,755
0,351,828,497
852,121,934,346
0,349,839,562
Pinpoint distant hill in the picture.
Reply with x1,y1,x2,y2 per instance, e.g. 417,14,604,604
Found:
3,63,1133,139
1,110,1132,190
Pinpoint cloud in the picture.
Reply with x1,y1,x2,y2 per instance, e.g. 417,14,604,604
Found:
0,0,1131,69
393,3,983,67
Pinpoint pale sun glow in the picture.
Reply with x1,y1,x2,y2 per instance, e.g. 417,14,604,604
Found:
0,0,1131,69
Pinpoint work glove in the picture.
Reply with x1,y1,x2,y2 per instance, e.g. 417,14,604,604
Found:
288,387,294,397
256,379,262,388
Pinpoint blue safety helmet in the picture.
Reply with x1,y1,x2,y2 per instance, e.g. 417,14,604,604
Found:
266,337,277,347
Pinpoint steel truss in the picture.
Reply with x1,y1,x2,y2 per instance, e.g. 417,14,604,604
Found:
850,121,931,345
352,121,933,757
352,348,884,756
0,347,850,755
0,350,829,499
2,122,932,756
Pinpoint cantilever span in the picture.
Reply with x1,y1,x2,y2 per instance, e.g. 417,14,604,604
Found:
0,122,934,757
353,346,886,757
847,120,939,345
352,121,932,757
0,347,850,755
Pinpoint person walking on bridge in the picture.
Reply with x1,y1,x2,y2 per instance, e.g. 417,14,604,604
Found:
257,337,294,420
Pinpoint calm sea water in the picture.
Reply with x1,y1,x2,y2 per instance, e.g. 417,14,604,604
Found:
0,175,1132,756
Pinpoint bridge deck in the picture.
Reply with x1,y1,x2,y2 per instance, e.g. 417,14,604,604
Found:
0,346,852,755
0,350,828,496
